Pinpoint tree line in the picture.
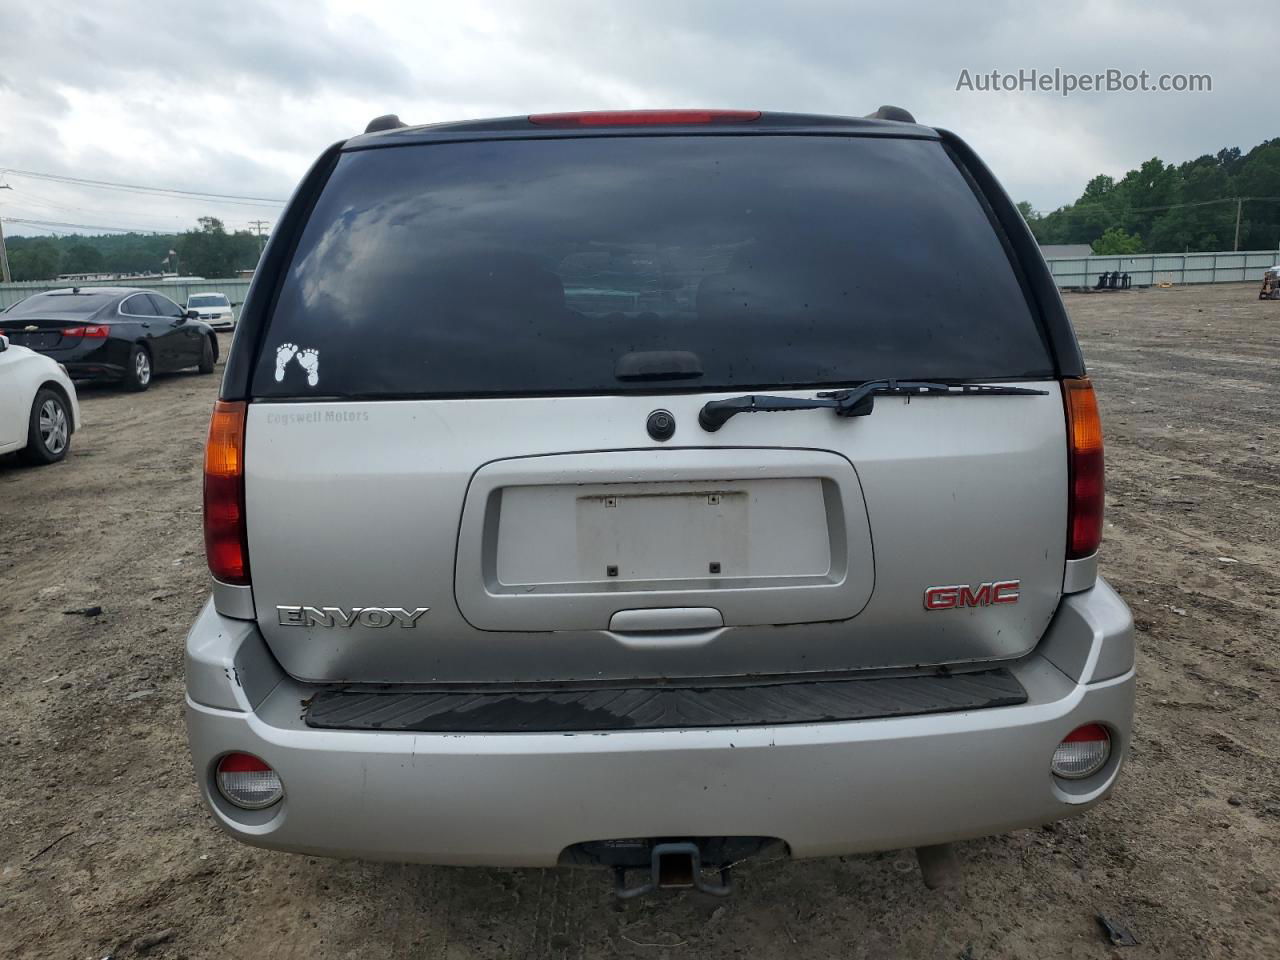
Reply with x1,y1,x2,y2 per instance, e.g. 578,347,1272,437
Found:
1020,137,1280,255
5,140,1279,280
3,217,264,282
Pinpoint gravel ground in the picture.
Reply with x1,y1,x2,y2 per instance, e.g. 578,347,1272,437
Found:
1,283,1277,959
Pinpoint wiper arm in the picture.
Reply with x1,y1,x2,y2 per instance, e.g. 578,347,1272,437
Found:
698,393,844,431
698,380,1048,432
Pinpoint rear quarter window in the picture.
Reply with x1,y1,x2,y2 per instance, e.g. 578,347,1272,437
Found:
254,135,1052,398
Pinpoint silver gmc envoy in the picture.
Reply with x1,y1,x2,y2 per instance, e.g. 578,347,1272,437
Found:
185,106,1133,897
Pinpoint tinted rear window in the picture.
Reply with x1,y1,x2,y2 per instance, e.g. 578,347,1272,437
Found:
255,135,1051,398
5,293,118,318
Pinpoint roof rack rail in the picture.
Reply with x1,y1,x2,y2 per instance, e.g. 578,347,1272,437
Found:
864,105,916,123
365,114,407,134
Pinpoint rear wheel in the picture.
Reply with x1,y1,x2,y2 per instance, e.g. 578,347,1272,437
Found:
124,344,152,391
198,335,216,374
22,388,71,465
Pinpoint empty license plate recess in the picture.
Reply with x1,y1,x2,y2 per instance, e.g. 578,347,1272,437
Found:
571,480,828,584
455,448,875,631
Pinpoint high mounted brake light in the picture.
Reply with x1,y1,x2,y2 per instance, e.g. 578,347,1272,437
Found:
1063,378,1104,559
204,400,250,584
528,109,761,127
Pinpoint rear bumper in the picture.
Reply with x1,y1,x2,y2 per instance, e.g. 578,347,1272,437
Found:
56,341,129,381
185,580,1135,867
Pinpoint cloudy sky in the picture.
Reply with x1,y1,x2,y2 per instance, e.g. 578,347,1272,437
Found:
0,0,1272,237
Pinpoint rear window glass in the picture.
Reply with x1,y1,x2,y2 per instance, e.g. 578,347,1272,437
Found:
255,135,1051,397
5,293,118,317
190,295,229,307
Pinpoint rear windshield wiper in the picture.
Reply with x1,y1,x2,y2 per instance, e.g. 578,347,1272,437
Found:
698,380,1049,432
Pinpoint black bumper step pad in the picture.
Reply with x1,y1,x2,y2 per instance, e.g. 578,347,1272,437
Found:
303,668,1026,733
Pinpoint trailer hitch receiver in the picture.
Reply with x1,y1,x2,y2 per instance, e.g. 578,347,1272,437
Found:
614,842,733,899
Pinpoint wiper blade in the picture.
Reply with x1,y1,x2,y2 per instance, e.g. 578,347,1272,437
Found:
698,380,1049,432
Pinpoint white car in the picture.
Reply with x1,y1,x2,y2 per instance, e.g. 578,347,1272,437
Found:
0,333,81,465
186,293,237,331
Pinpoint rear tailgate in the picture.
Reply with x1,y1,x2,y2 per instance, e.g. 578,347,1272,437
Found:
236,127,1069,684
244,385,1065,683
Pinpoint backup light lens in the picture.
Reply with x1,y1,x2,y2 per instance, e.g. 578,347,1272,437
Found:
215,752,282,809
1051,723,1111,779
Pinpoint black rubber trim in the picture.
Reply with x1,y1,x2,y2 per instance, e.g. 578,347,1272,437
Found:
303,668,1027,733
936,129,1085,378
343,110,941,152
218,140,346,401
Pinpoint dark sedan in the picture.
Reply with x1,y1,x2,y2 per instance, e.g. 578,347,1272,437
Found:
0,287,218,391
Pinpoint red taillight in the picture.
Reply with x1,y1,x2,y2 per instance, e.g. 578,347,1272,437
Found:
1063,378,1104,559
217,752,271,773
1062,723,1109,743
204,400,250,584
529,109,761,127
62,325,110,338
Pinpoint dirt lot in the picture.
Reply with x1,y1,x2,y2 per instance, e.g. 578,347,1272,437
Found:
2,282,1278,959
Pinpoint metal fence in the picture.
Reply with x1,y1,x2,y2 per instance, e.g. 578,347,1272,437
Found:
4,248,1280,308
1044,250,1279,289
0,277,253,311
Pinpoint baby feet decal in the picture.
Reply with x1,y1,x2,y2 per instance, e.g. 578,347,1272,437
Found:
296,348,320,387
274,343,298,382
272,343,321,387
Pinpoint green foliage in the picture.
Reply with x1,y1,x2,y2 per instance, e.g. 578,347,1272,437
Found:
63,243,104,274
7,238,62,281
1023,137,1280,254
1015,200,1038,221
1091,227,1143,255
3,217,262,282
175,217,260,279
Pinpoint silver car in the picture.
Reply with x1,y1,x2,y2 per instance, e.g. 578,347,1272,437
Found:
185,107,1133,897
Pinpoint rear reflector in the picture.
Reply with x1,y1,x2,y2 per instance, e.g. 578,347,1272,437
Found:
215,752,283,809
529,109,761,127
1051,723,1111,779
62,325,110,338
1063,378,1104,559
203,400,250,585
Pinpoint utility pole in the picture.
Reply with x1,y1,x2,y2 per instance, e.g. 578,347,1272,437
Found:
249,219,270,255
1233,197,1243,252
0,183,12,284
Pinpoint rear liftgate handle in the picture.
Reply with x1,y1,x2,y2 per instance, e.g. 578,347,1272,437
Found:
607,608,725,649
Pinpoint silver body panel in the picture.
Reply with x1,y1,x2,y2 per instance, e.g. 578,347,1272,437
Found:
243,384,1069,683
185,579,1134,865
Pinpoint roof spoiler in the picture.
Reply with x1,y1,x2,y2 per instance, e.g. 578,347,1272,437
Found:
365,114,407,133
864,105,916,123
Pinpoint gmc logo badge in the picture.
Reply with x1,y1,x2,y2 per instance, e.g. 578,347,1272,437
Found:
924,580,1020,610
